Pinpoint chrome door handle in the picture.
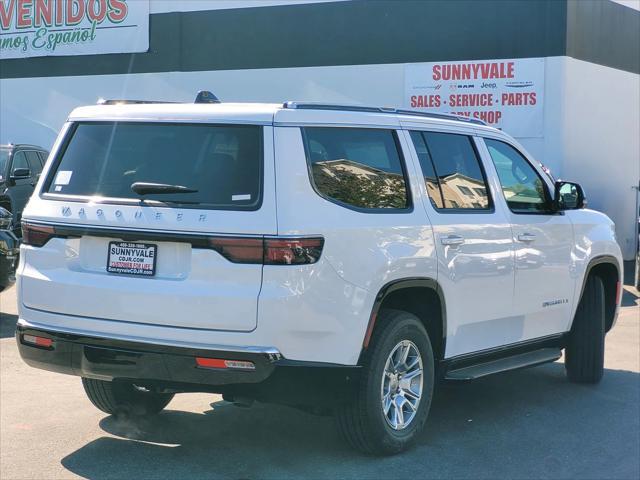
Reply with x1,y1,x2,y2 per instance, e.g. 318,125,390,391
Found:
441,235,465,246
517,233,536,242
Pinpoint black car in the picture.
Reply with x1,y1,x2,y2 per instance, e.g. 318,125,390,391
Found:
0,143,49,236
0,206,19,291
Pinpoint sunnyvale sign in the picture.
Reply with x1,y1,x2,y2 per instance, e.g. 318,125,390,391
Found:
405,58,545,138
0,0,149,59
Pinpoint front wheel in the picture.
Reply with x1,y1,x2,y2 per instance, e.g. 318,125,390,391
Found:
565,275,606,384
336,309,435,455
82,378,174,416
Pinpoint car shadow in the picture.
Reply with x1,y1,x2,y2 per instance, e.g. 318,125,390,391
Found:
0,311,17,339
622,288,638,307
61,363,640,479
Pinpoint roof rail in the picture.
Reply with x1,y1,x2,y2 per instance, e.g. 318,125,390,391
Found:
96,90,222,106
96,98,178,105
282,102,487,126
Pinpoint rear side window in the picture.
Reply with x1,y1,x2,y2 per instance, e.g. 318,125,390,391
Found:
0,149,9,179
302,127,409,210
37,151,48,167
409,132,444,209
410,131,491,211
25,151,43,175
45,122,262,210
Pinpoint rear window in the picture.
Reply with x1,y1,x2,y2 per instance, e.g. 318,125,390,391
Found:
45,122,263,210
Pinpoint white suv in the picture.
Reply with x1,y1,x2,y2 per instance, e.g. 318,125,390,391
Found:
16,96,623,455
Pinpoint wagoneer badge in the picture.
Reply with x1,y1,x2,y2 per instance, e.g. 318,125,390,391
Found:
60,206,209,223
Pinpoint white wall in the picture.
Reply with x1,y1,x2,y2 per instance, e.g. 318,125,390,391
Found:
0,59,566,153
561,57,640,260
0,62,409,148
1,56,637,258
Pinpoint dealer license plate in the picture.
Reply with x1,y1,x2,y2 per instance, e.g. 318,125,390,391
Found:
107,242,157,277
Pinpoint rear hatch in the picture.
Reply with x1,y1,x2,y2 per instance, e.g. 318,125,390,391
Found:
21,117,276,332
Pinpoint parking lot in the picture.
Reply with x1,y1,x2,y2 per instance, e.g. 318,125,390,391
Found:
1,279,638,480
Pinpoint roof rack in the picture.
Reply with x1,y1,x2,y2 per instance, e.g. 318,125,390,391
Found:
282,102,487,126
96,98,177,105
97,91,222,106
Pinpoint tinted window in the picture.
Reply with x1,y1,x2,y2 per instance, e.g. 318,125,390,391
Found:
11,151,29,172
409,131,444,209
484,139,549,213
410,131,490,210
303,127,409,210
46,122,262,210
37,151,48,167
0,149,9,180
25,151,43,175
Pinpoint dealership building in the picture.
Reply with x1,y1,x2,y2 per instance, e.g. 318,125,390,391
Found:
1,0,638,259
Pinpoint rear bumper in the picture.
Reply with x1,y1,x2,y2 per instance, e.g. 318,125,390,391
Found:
16,322,280,387
16,321,360,405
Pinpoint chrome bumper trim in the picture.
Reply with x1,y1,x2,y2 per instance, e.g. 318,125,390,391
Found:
16,318,283,360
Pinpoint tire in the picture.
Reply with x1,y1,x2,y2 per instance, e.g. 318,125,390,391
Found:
82,378,175,416
565,275,606,384
336,309,435,455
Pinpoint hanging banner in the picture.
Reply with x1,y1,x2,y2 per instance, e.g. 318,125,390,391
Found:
405,58,545,137
0,0,149,60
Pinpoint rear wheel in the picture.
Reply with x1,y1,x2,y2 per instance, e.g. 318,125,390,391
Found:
336,309,435,455
565,275,606,384
82,378,174,416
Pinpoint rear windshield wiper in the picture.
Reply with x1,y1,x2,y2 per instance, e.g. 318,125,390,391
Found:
131,182,198,195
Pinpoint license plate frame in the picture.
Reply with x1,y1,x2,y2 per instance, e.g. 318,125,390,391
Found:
107,241,157,277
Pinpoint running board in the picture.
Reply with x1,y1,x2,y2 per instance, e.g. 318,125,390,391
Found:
444,348,562,381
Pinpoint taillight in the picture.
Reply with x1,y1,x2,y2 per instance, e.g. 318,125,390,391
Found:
208,237,264,264
22,222,56,247
208,236,324,265
264,237,324,265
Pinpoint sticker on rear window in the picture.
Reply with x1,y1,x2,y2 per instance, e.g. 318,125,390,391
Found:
232,194,251,201
54,170,73,185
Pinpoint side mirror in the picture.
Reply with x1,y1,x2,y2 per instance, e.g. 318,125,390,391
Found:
10,167,31,180
554,180,586,211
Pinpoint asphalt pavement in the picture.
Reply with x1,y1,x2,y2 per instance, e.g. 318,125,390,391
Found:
1,279,638,479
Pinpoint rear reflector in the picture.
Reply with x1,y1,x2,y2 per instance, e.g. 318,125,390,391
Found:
195,357,256,370
22,334,53,348
616,281,623,305
22,223,56,247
